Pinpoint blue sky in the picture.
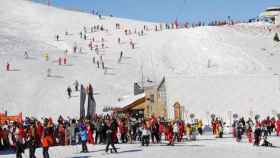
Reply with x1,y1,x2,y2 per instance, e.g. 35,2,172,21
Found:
35,0,280,23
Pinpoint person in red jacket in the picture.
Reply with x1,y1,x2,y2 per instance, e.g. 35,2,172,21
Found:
36,122,44,145
178,121,185,142
246,126,253,143
87,124,94,144
63,57,67,65
166,122,174,146
41,133,50,158
276,119,280,136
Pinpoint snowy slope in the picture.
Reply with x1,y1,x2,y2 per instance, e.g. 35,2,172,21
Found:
1,0,280,121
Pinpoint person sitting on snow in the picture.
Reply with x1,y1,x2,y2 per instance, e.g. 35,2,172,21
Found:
261,136,273,147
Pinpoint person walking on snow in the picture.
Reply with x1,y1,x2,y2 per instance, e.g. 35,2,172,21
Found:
58,57,62,65
67,86,72,98
173,122,179,143
276,117,280,136
105,123,118,153
117,37,121,44
47,68,51,77
79,126,88,153
101,61,105,69
63,57,67,65
6,62,10,71
141,123,150,146
74,80,79,91
246,118,254,143
97,60,100,68
24,51,29,59
119,51,123,62
41,132,51,158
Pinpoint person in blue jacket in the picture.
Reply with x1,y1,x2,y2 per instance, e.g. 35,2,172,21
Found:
79,127,88,153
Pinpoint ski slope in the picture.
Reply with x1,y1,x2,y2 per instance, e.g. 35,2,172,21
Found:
1,0,280,121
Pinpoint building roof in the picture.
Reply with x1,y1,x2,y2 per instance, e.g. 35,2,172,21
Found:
265,6,280,11
114,93,146,112
260,6,280,18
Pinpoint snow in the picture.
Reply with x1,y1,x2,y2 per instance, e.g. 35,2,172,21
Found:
1,134,280,158
1,0,280,122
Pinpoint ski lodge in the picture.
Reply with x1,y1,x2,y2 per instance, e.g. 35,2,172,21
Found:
113,77,185,121
260,6,280,24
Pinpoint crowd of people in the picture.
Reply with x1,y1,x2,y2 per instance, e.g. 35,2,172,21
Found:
210,115,280,147
0,112,202,157
1,112,280,158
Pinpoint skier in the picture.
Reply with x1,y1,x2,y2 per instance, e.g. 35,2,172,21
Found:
101,61,105,69
56,34,59,41
120,51,123,58
58,57,62,65
79,126,88,153
117,37,121,44
67,86,72,98
24,51,29,59
6,62,10,71
97,60,100,68
118,51,123,63
44,53,49,61
74,80,79,91
73,45,77,53
95,46,99,55
47,68,51,77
